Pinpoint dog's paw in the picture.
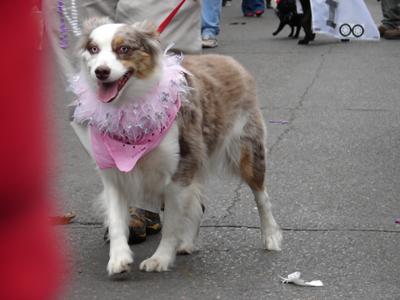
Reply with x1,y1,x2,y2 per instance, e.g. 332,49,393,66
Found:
177,243,195,255
298,39,309,45
272,32,278,36
262,226,282,251
107,250,134,276
139,255,173,272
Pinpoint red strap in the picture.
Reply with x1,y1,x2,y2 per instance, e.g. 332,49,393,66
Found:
157,0,186,35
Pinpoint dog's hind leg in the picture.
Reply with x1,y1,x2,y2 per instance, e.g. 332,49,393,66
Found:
101,178,134,275
239,120,282,251
288,25,295,37
293,25,301,38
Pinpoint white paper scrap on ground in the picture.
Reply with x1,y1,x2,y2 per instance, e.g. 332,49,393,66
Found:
280,271,323,287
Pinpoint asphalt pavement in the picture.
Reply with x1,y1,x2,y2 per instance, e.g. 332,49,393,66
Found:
47,0,400,299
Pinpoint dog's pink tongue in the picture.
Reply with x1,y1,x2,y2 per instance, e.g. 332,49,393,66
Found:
96,81,119,103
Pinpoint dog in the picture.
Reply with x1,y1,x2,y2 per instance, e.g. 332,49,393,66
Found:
273,0,302,39
72,17,282,276
273,0,315,44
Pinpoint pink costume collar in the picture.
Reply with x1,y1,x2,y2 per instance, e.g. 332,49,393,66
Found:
68,49,191,172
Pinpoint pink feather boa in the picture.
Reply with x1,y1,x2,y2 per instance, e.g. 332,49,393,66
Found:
68,50,191,144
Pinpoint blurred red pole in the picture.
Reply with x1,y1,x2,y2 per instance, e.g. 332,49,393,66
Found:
0,2,63,300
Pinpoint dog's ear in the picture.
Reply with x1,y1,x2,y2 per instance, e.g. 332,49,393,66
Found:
75,17,114,54
132,20,162,64
132,19,160,41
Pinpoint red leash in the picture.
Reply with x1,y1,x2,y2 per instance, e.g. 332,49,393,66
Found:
157,0,186,34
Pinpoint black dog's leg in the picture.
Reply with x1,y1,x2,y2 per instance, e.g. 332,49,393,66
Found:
273,22,287,36
288,25,294,37
293,25,301,38
298,0,315,45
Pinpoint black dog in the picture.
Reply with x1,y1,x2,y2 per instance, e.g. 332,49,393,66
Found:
272,0,315,44
272,0,301,38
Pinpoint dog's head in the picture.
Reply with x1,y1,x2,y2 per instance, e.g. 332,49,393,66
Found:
276,0,297,13
76,17,163,104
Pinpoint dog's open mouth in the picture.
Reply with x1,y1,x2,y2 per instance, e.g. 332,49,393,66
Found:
96,71,133,103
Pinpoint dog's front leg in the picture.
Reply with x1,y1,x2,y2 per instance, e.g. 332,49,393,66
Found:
273,22,287,36
140,185,182,272
103,181,133,275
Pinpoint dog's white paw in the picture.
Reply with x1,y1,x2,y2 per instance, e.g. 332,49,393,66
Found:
139,255,173,272
262,226,283,251
177,243,194,255
107,249,134,276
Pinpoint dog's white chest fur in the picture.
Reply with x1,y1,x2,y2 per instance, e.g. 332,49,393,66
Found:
99,123,180,213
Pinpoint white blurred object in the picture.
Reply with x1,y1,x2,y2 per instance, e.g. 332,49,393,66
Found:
280,272,323,287
310,0,380,41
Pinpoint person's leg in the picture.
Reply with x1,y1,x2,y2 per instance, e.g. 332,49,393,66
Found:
381,0,400,30
242,0,254,16
382,0,400,39
253,0,266,14
201,0,222,38
201,0,222,47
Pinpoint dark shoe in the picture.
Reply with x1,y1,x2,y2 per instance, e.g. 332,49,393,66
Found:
378,25,387,37
104,207,162,244
145,211,162,235
255,10,263,17
128,207,148,244
266,0,273,9
383,28,400,40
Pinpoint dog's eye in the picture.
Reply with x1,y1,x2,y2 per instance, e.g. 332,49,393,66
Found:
90,46,99,54
119,46,129,54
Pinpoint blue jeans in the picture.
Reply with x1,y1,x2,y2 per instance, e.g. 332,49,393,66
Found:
201,0,222,38
242,0,265,16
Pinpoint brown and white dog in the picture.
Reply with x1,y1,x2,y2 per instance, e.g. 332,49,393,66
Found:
73,17,282,276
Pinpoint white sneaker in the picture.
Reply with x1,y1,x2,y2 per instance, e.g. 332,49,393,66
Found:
202,35,218,48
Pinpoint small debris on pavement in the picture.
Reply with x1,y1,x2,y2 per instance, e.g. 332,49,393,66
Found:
280,271,323,287
50,212,76,226
269,120,288,124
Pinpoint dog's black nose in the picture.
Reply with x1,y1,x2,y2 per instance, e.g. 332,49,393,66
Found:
95,66,111,80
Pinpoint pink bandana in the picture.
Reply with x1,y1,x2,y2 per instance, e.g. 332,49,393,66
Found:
89,100,179,172
68,50,191,172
